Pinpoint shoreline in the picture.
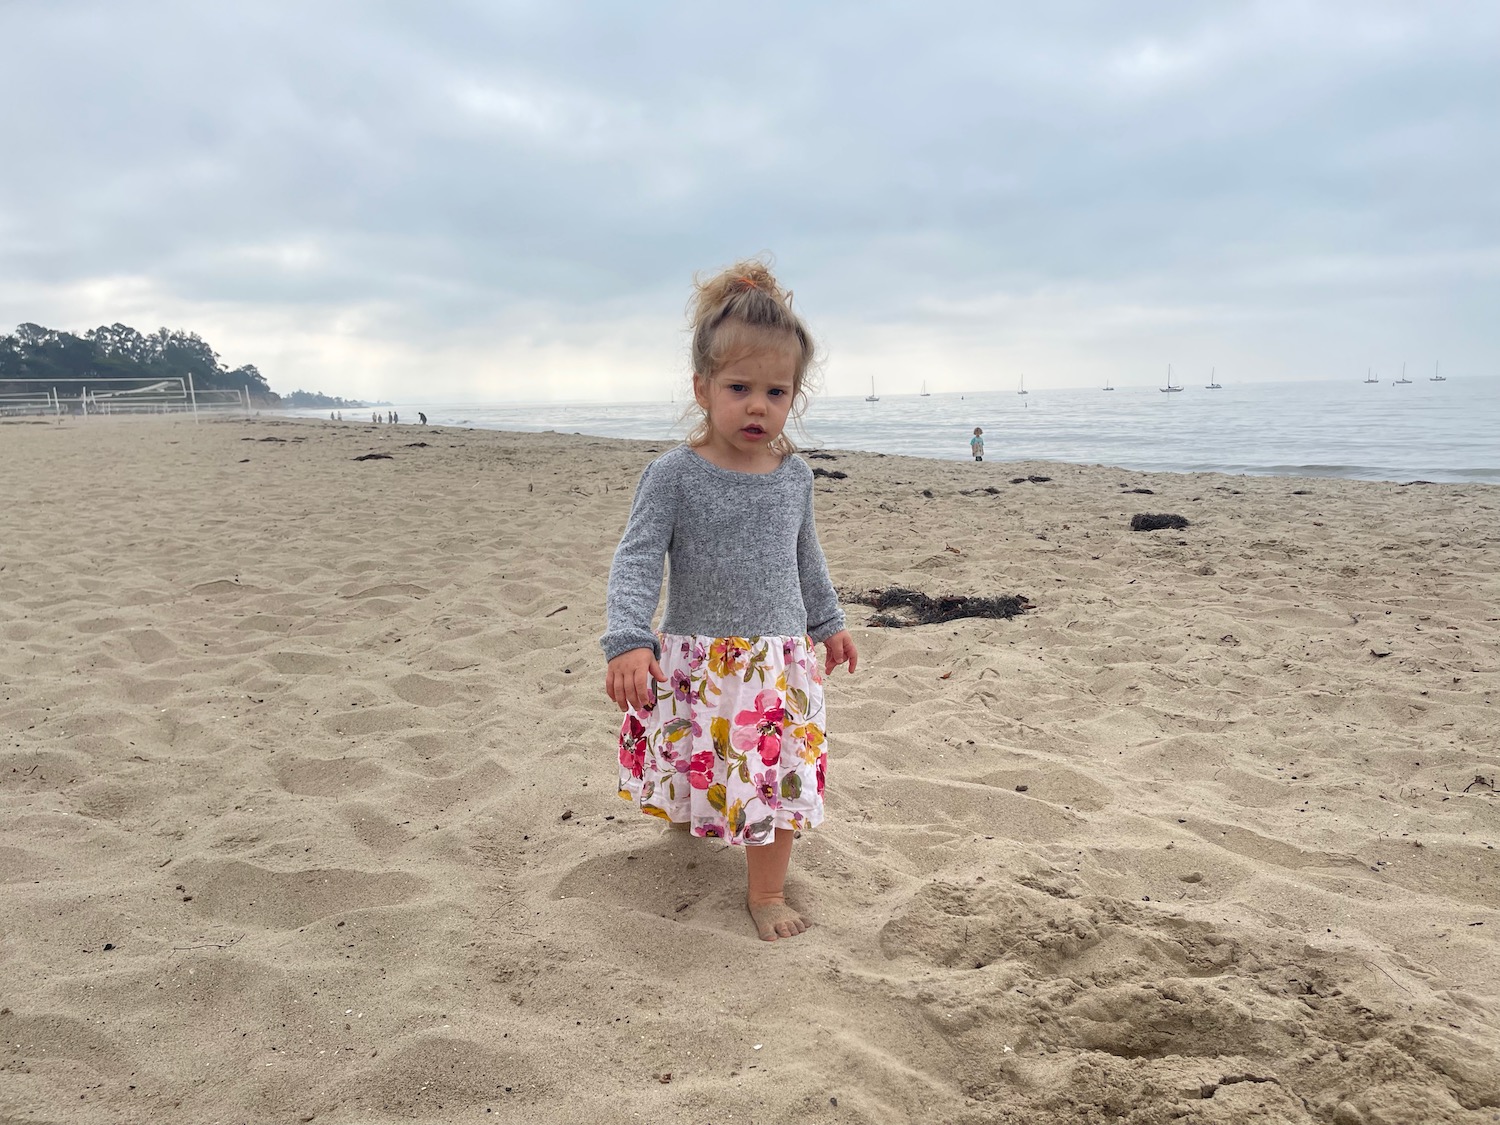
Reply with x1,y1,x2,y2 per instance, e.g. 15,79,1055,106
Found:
3,414,1497,1123
271,407,1500,487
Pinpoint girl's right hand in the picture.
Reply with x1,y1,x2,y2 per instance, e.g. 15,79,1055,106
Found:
605,648,667,713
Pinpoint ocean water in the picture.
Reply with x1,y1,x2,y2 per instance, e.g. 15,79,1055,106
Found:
307,375,1500,484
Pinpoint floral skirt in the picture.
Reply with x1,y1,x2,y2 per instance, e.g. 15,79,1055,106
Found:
617,634,827,847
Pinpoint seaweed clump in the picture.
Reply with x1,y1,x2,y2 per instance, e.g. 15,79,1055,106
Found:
841,587,1031,628
1130,513,1189,531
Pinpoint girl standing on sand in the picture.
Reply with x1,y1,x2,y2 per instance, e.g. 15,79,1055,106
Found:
601,259,858,942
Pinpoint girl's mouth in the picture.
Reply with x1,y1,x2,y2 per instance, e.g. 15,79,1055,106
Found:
741,425,765,439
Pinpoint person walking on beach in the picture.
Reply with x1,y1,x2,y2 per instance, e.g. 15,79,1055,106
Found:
602,258,858,942
970,426,985,461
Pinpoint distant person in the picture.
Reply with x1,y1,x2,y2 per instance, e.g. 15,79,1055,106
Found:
970,426,985,462
330,411,335,421
418,412,427,425
602,257,857,943
336,411,342,421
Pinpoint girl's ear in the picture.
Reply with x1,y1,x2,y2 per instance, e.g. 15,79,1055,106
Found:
692,373,712,411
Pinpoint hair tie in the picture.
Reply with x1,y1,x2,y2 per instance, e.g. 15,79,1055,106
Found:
736,276,759,291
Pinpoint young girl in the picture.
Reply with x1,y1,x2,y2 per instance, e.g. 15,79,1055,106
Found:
601,259,858,942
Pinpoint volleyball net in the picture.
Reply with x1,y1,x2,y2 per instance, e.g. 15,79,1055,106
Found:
0,376,254,419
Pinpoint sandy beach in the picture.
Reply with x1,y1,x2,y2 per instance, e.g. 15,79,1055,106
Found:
2,413,1497,1125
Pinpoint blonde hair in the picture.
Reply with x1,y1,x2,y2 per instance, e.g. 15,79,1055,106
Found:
684,257,818,455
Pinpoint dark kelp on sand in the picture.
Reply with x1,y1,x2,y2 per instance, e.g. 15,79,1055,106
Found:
1130,513,1190,531
841,587,1032,628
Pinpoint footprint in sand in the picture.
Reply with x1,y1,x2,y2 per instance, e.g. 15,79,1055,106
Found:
174,858,425,930
275,755,388,797
191,579,261,596
339,582,432,599
390,673,462,707
554,843,750,933
266,650,344,675
124,628,175,664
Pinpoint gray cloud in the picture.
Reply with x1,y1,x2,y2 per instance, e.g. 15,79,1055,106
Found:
2,0,1496,399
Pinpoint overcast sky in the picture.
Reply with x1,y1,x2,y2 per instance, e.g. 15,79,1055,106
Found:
2,1,1496,401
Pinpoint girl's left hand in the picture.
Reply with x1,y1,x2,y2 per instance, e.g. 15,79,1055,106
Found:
822,630,858,675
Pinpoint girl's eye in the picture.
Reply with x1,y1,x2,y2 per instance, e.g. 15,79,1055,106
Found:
727,384,748,393
768,388,786,397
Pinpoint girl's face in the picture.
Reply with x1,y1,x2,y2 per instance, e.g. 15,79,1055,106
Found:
693,347,798,470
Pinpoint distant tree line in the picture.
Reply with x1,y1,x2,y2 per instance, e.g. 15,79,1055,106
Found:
281,389,372,408
0,322,278,405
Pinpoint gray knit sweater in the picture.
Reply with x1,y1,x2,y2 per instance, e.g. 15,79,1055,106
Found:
601,446,846,661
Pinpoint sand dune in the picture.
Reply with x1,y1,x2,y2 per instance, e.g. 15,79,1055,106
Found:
2,414,1497,1124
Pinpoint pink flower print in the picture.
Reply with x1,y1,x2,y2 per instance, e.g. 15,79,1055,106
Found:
619,714,647,778
698,822,725,839
690,639,708,669
732,689,786,767
782,638,797,663
751,769,782,810
815,752,827,796
688,750,715,790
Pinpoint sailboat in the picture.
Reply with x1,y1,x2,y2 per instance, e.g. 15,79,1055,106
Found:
1394,362,1412,385
1363,368,1378,384
1017,374,1028,396
1102,376,1114,390
1160,364,1182,392
1430,361,1446,383
919,381,931,397
865,377,879,402
1205,367,1222,389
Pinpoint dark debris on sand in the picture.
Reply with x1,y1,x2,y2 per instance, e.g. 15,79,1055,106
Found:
1009,475,1052,484
806,452,839,461
353,452,394,461
841,586,1032,628
1130,513,1190,531
813,467,848,479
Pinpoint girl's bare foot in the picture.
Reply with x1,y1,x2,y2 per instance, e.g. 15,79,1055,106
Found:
748,896,809,941
744,828,804,939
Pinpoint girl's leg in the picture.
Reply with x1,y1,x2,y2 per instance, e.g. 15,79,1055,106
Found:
745,828,808,941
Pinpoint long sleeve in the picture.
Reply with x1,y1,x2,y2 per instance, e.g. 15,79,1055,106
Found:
601,460,675,661
796,480,845,643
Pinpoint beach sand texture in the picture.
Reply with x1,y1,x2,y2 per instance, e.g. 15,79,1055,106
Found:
2,415,1498,1125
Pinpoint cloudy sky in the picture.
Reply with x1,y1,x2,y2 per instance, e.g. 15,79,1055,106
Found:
2,1,1496,401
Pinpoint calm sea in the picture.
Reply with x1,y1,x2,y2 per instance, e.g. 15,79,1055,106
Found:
305,375,1500,484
